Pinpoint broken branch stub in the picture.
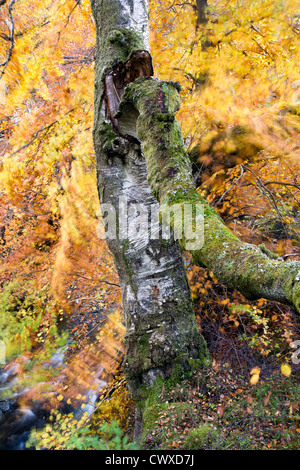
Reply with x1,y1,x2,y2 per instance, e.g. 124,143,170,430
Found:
104,50,153,130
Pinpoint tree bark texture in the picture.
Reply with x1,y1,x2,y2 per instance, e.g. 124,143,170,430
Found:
91,0,209,402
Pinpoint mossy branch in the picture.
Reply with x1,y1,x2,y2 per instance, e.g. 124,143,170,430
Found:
116,76,300,313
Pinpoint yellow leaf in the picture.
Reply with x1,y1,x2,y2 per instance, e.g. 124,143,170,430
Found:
281,363,291,377
250,373,260,385
57,394,64,401
250,366,260,375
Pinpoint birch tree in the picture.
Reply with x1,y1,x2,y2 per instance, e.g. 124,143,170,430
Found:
90,0,300,413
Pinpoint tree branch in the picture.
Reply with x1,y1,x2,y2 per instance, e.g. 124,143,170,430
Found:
116,76,300,313
0,0,16,78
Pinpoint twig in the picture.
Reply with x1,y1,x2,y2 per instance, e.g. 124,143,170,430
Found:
0,0,16,78
263,181,300,191
249,35,275,60
214,165,244,206
250,24,265,38
66,272,120,288
242,30,275,61
13,121,58,154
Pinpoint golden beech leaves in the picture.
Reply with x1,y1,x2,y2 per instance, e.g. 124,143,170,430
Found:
0,0,122,406
1,0,299,320
249,363,291,385
0,0,299,451
150,0,299,270
150,0,300,161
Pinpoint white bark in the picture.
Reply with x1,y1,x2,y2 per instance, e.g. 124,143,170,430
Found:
119,0,149,49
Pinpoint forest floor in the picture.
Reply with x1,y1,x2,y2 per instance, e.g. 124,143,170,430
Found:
137,363,300,451
87,330,300,451
86,275,300,452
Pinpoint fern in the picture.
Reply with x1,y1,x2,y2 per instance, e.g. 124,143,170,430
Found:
65,421,139,450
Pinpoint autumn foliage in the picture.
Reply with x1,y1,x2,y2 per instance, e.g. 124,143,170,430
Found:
0,0,299,450
0,0,125,440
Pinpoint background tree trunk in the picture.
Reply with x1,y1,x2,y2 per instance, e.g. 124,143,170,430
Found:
195,0,208,27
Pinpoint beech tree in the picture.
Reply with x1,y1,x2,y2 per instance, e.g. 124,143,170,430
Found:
90,0,300,430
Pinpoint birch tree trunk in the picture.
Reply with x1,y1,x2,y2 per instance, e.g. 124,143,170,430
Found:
90,0,209,406
90,0,300,423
